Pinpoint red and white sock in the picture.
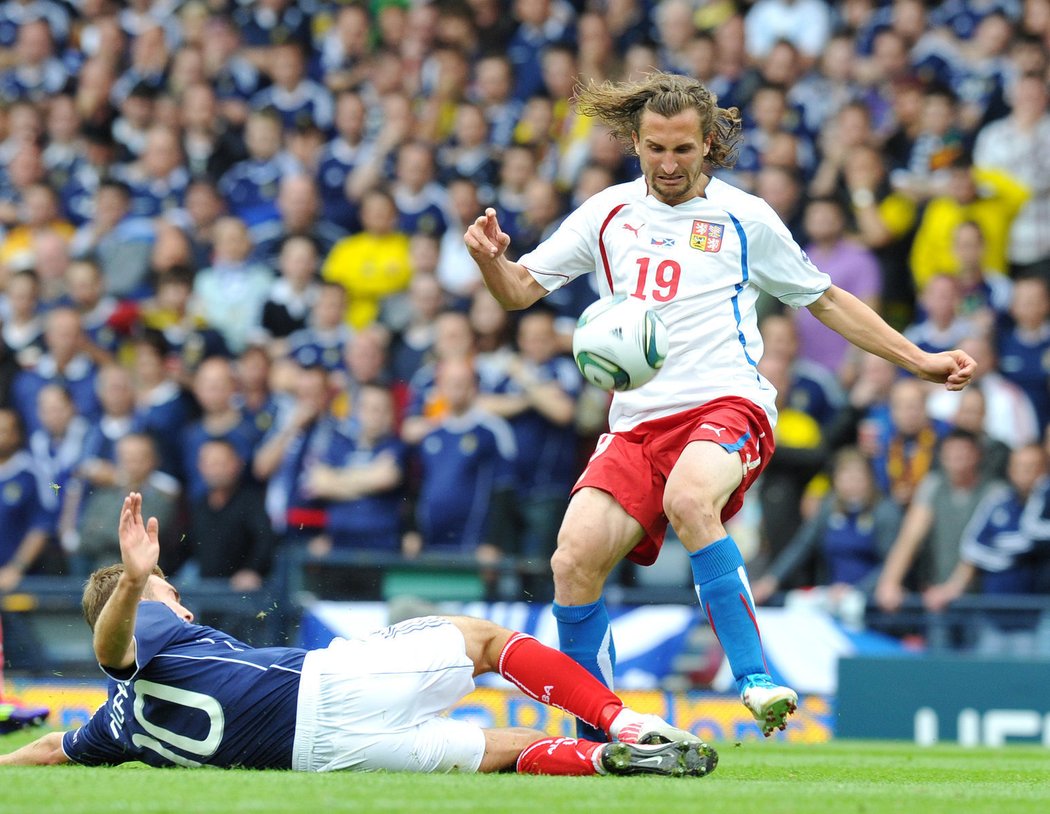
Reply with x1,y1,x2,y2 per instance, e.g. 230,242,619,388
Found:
516,737,605,776
498,633,623,732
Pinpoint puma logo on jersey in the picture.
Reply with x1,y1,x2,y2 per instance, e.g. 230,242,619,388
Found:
700,423,726,437
623,223,642,238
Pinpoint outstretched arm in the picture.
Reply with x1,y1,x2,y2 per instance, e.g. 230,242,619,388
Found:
0,731,70,766
807,285,976,390
463,208,548,310
92,492,160,670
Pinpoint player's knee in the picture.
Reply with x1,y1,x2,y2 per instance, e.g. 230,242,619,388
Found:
663,488,719,535
448,616,512,673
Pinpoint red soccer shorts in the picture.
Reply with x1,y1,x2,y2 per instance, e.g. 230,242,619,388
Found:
571,396,774,566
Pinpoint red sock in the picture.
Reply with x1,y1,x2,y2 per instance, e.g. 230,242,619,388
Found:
516,737,603,775
498,634,623,732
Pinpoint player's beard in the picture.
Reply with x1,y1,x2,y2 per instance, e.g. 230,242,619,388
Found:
648,165,706,206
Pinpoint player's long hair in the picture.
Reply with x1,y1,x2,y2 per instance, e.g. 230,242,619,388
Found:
574,71,742,170
82,563,166,630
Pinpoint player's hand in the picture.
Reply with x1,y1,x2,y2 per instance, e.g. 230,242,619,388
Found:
464,207,511,261
118,492,160,584
914,349,976,391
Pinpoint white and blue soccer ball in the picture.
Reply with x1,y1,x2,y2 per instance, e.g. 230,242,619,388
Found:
572,293,669,392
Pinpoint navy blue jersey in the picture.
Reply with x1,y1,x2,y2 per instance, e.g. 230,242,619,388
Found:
0,450,53,566
317,139,371,229
63,602,305,768
287,325,351,372
487,356,582,497
961,484,1040,595
997,325,1050,430
322,429,407,550
416,409,516,552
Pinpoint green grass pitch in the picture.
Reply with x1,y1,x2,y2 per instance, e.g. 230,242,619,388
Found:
1,732,1048,814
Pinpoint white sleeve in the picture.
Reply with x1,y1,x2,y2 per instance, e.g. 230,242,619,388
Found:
517,202,599,293
744,208,831,307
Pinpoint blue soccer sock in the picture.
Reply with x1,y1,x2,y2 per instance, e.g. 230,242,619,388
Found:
690,536,767,694
553,598,616,741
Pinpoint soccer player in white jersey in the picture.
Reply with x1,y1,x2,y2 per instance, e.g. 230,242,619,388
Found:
0,493,715,777
464,72,976,737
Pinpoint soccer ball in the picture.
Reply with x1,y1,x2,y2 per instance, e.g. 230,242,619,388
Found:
572,294,669,391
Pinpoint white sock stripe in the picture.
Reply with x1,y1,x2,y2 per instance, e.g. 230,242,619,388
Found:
738,565,756,607
597,625,614,690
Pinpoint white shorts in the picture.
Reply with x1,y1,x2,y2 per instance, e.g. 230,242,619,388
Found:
291,616,486,773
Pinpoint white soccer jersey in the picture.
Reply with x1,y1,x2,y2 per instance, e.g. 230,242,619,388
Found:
519,176,831,431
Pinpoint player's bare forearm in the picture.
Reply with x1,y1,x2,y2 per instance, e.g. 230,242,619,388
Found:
0,731,70,765
463,207,547,310
477,256,547,311
808,286,924,372
92,571,143,669
807,286,976,389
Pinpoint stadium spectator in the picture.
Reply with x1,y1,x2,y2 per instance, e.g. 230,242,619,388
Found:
62,259,123,361
951,220,1013,324
129,330,194,481
179,81,246,182
68,179,155,299
996,275,1050,429
795,196,882,377
865,377,947,506
192,216,273,354
111,124,189,219
12,306,99,433
753,350,830,561
0,268,44,367
385,272,446,388
411,356,516,564
744,0,832,66
181,356,262,504
926,334,1041,449
477,308,582,573
752,447,903,603
316,89,371,230
254,364,340,542
259,235,322,353
875,428,1007,613
908,158,1029,291
759,314,846,426
139,267,230,378
923,444,1049,654
0,19,68,104
250,41,333,134
253,174,346,271
29,383,88,520
218,109,299,230
76,432,180,575
903,273,978,355
76,364,136,487
0,408,51,593
0,182,73,271
401,309,477,444
839,142,919,329
181,439,274,592
322,186,412,330
0,492,714,776
304,383,407,556
286,281,353,374
973,72,1050,277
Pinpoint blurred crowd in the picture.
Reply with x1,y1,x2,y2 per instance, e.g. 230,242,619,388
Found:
0,0,1047,647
